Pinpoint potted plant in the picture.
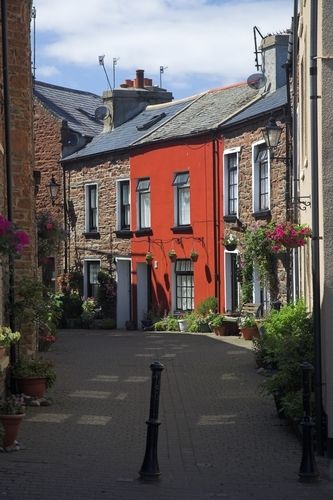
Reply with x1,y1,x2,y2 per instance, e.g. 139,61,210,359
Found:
266,222,311,252
168,249,177,262
12,357,56,399
190,250,199,262
176,313,189,332
222,234,238,251
239,315,259,340
209,314,226,336
0,326,20,358
0,395,25,449
0,213,29,257
145,252,153,263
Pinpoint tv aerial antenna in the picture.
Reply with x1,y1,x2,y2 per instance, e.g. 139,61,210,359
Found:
246,26,266,90
112,57,120,89
98,55,112,91
159,65,168,88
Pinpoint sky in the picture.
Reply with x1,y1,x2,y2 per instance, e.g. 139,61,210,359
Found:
33,0,293,100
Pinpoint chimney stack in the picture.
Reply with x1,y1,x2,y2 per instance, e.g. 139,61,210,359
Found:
260,34,289,92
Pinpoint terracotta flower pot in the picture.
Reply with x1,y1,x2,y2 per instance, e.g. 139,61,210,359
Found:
240,326,259,341
0,413,25,448
212,325,227,336
16,377,47,398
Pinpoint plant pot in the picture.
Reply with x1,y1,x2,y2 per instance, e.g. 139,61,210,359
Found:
225,244,237,251
212,325,227,336
178,319,188,332
168,254,177,262
141,319,153,330
199,322,212,333
0,414,25,448
190,254,198,262
240,326,259,341
16,377,47,398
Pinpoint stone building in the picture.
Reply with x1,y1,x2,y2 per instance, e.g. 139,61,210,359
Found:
33,81,103,285
0,0,37,392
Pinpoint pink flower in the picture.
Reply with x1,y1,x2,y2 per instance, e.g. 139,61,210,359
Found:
45,223,53,230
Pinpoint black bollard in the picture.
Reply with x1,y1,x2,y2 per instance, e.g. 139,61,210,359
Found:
139,361,164,481
298,361,319,482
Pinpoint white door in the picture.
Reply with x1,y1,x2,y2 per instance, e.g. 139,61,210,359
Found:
116,259,131,328
137,262,148,326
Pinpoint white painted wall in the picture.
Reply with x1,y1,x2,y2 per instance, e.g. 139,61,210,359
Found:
137,263,148,327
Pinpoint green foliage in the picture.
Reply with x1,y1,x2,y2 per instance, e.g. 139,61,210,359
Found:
153,315,179,332
239,315,257,328
68,269,83,295
61,292,83,320
256,301,314,421
13,357,56,389
196,296,218,316
81,298,96,328
0,396,25,415
154,320,167,331
37,212,66,260
210,314,225,327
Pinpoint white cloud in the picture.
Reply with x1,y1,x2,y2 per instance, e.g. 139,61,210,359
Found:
37,65,60,77
33,0,292,93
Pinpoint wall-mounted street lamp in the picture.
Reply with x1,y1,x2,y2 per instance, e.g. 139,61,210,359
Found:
262,117,311,211
47,175,60,206
261,116,283,151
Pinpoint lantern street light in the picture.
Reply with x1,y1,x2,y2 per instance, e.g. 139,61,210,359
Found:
47,175,60,205
261,116,283,151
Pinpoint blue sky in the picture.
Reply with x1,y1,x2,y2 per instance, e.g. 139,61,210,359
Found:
33,0,293,100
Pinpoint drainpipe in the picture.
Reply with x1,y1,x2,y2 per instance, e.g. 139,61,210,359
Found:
62,166,68,273
309,0,324,456
212,136,220,309
1,0,17,366
292,8,300,300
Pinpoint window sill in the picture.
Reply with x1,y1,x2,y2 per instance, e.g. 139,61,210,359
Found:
135,228,153,237
171,225,193,234
252,210,271,221
223,215,237,223
114,230,133,239
83,231,100,239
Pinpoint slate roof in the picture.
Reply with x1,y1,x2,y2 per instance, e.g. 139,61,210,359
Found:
133,83,259,146
63,95,196,162
34,81,103,137
222,85,288,127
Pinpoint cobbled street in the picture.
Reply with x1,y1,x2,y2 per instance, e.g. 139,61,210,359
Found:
1,329,332,500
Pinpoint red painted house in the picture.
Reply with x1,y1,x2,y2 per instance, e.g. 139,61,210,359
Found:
130,84,258,325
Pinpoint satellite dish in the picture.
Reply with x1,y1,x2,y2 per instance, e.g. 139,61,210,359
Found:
95,105,110,121
247,72,267,89
64,132,79,147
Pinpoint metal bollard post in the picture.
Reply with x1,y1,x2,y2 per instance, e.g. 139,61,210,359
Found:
298,361,319,482
139,361,164,481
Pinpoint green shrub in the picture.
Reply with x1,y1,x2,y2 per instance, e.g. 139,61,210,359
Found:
97,270,116,318
154,320,167,331
196,296,218,316
61,292,83,320
210,314,225,327
166,316,179,331
257,301,314,421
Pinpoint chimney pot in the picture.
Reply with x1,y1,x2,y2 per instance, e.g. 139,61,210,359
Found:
135,69,144,88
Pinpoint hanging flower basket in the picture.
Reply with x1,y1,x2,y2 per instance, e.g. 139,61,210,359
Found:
222,234,238,251
168,249,177,262
266,222,312,253
0,214,29,257
145,252,153,263
190,250,199,262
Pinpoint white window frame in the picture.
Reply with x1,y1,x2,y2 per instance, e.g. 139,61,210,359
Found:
252,140,271,213
223,147,240,218
173,171,190,227
136,178,151,229
85,182,99,233
116,178,130,231
83,259,101,299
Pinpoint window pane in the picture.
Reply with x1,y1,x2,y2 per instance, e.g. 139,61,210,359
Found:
227,154,237,215
120,181,130,229
137,179,150,191
140,192,151,228
178,186,190,225
173,172,189,185
88,185,97,231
